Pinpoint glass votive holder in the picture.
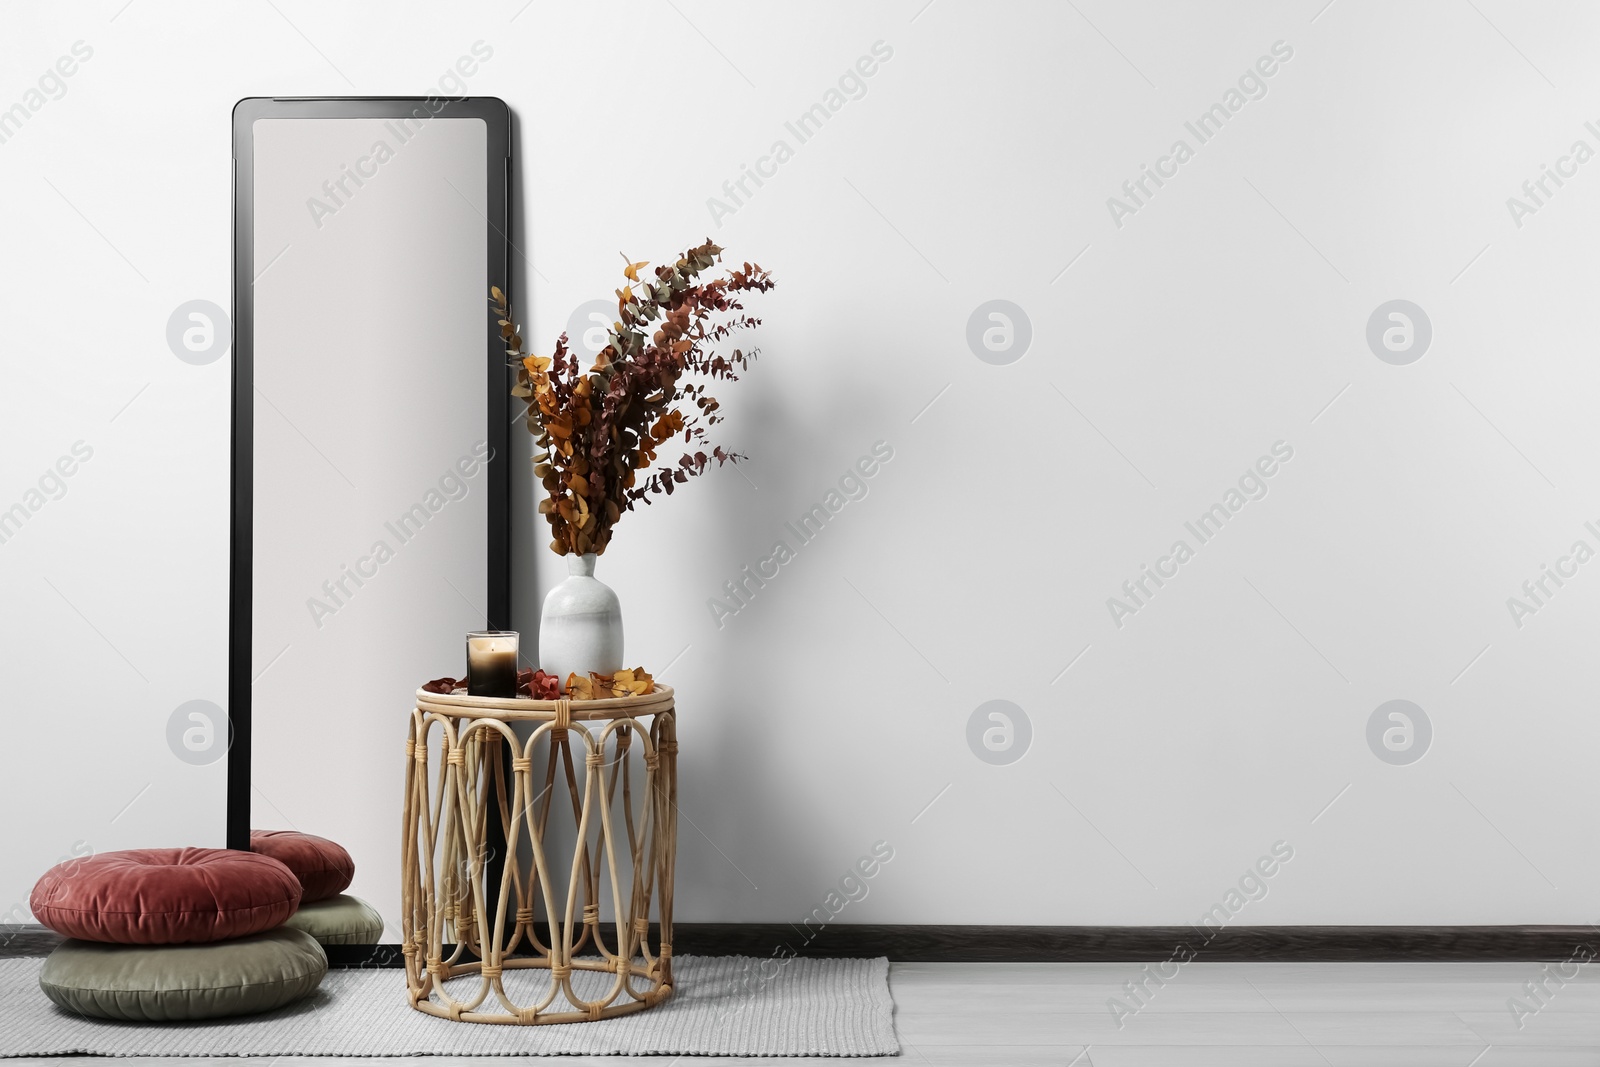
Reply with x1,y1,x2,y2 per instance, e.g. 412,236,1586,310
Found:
466,631,518,698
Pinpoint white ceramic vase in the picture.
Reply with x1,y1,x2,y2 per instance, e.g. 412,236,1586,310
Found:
538,553,624,688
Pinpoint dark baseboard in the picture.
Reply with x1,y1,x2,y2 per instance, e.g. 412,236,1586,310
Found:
322,924,1600,966
675,923,1600,962
10,924,1596,966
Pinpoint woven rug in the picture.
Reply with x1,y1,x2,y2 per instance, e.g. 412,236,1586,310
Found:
0,955,897,1057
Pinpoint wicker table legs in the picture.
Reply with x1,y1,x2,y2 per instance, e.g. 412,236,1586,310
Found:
402,696,677,1024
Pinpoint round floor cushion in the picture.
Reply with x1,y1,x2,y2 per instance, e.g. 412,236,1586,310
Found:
251,830,354,904
30,848,302,945
283,894,385,945
39,927,327,1022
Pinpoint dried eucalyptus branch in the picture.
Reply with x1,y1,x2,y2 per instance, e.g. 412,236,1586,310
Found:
492,239,775,555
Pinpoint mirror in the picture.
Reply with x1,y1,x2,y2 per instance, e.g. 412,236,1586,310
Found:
229,98,511,948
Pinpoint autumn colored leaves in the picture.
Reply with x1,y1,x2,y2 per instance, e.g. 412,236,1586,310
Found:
493,240,775,557
420,666,655,700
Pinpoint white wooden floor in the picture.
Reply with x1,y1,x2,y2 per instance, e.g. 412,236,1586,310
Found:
10,961,1600,1064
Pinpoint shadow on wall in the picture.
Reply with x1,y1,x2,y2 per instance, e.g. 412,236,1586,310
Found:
685,367,900,917
506,106,543,656
497,135,896,912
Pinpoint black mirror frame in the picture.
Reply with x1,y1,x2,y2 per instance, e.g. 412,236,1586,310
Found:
227,96,513,853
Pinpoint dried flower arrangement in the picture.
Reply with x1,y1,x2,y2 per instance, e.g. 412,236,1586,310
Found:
491,239,775,557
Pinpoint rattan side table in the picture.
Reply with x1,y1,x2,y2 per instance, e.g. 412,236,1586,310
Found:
402,685,677,1024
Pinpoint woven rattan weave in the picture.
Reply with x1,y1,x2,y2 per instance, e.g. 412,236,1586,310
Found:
402,686,677,1024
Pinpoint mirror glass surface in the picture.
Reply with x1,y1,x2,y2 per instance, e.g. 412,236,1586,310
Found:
249,113,492,938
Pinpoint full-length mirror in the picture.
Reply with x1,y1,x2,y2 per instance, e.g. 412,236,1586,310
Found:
230,98,511,947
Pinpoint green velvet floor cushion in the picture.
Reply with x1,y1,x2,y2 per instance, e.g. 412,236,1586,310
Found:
38,927,327,1022
282,894,385,946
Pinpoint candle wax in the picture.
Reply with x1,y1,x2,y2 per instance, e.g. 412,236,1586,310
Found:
467,635,518,698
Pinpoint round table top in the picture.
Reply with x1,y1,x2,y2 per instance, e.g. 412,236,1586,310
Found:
414,684,674,721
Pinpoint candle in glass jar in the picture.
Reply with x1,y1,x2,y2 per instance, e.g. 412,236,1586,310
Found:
466,631,518,697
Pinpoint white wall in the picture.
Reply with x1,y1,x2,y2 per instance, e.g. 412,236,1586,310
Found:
5,0,1600,931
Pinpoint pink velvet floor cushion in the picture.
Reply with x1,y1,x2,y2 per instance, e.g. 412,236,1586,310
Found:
30,848,302,945
250,830,354,904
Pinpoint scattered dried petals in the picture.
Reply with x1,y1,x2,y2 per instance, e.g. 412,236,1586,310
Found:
560,667,657,699
422,676,464,694
517,668,563,700
608,667,655,697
